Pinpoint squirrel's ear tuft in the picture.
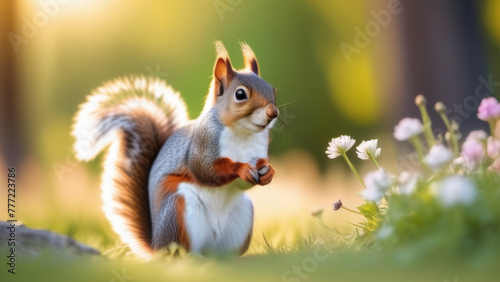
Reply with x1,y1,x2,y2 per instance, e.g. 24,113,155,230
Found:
215,41,229,59
240,42,259,76
213,41,234,83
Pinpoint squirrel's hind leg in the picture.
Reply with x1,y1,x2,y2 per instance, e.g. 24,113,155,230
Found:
151,194,191,252
153,182,213,254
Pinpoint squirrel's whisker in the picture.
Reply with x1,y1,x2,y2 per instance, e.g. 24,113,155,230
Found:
276,97,305,108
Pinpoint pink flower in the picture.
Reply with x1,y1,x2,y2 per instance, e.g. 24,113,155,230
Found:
487,136,500,158
491,159,500,171
487,137,500,172
465,130,488,142
461,139,484,168
477,97,500,121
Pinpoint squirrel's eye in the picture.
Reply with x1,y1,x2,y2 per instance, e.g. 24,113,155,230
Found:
235,89,247,100
234,86,249,102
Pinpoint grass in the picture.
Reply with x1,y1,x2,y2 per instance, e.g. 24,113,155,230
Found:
2,239,498,282
7,248,499,282
2,149,500,281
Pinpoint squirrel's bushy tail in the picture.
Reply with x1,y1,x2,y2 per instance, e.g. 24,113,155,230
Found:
72,76,188,259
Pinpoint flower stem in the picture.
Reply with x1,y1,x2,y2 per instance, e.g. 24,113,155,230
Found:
315,217,342,234
369,154,381,169
348,222,365,229
341,152,366,188
488,120,497,137
410,136,425,165
341,206,363,215
439,112,459,156
418,104,435,147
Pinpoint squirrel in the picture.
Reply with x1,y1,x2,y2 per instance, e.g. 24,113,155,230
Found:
72,41,279,259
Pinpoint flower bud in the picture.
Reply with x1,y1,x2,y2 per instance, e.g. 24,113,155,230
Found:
311,208,324,218
415,95,426,106
435,102,446,113
445,131,451,143
332,199,343,211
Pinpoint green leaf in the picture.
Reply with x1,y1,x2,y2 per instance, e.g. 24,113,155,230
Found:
357,201,380,219
357,201,382,234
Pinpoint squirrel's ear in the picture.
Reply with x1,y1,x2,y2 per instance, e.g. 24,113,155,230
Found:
214,57,233,82
240,42,259,76
213,42,234,96
214,41,234,79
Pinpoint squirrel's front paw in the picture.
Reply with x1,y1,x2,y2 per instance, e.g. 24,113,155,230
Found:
238,164,259,185
256,160,274,186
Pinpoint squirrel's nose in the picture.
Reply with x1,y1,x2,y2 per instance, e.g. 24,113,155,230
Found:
266,104,279,120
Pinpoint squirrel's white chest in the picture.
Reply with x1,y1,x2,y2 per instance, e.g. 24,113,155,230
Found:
174,127,267,254
218,127,269,166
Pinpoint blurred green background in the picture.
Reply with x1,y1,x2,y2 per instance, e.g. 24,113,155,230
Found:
2,0,500,168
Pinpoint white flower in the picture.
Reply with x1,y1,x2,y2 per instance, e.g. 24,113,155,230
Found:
326,135,356,159
424,144,454,170
397,172,419,195
438,175,477,207
356,139,381,160
361,169,394,203
361,188,386,204
465,130,488,142
376,225,394,241
393,118,424,141
453,157,464,166
365,169,393,192
451,156,465,171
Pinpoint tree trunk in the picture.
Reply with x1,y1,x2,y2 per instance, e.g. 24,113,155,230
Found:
0,0,25,167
